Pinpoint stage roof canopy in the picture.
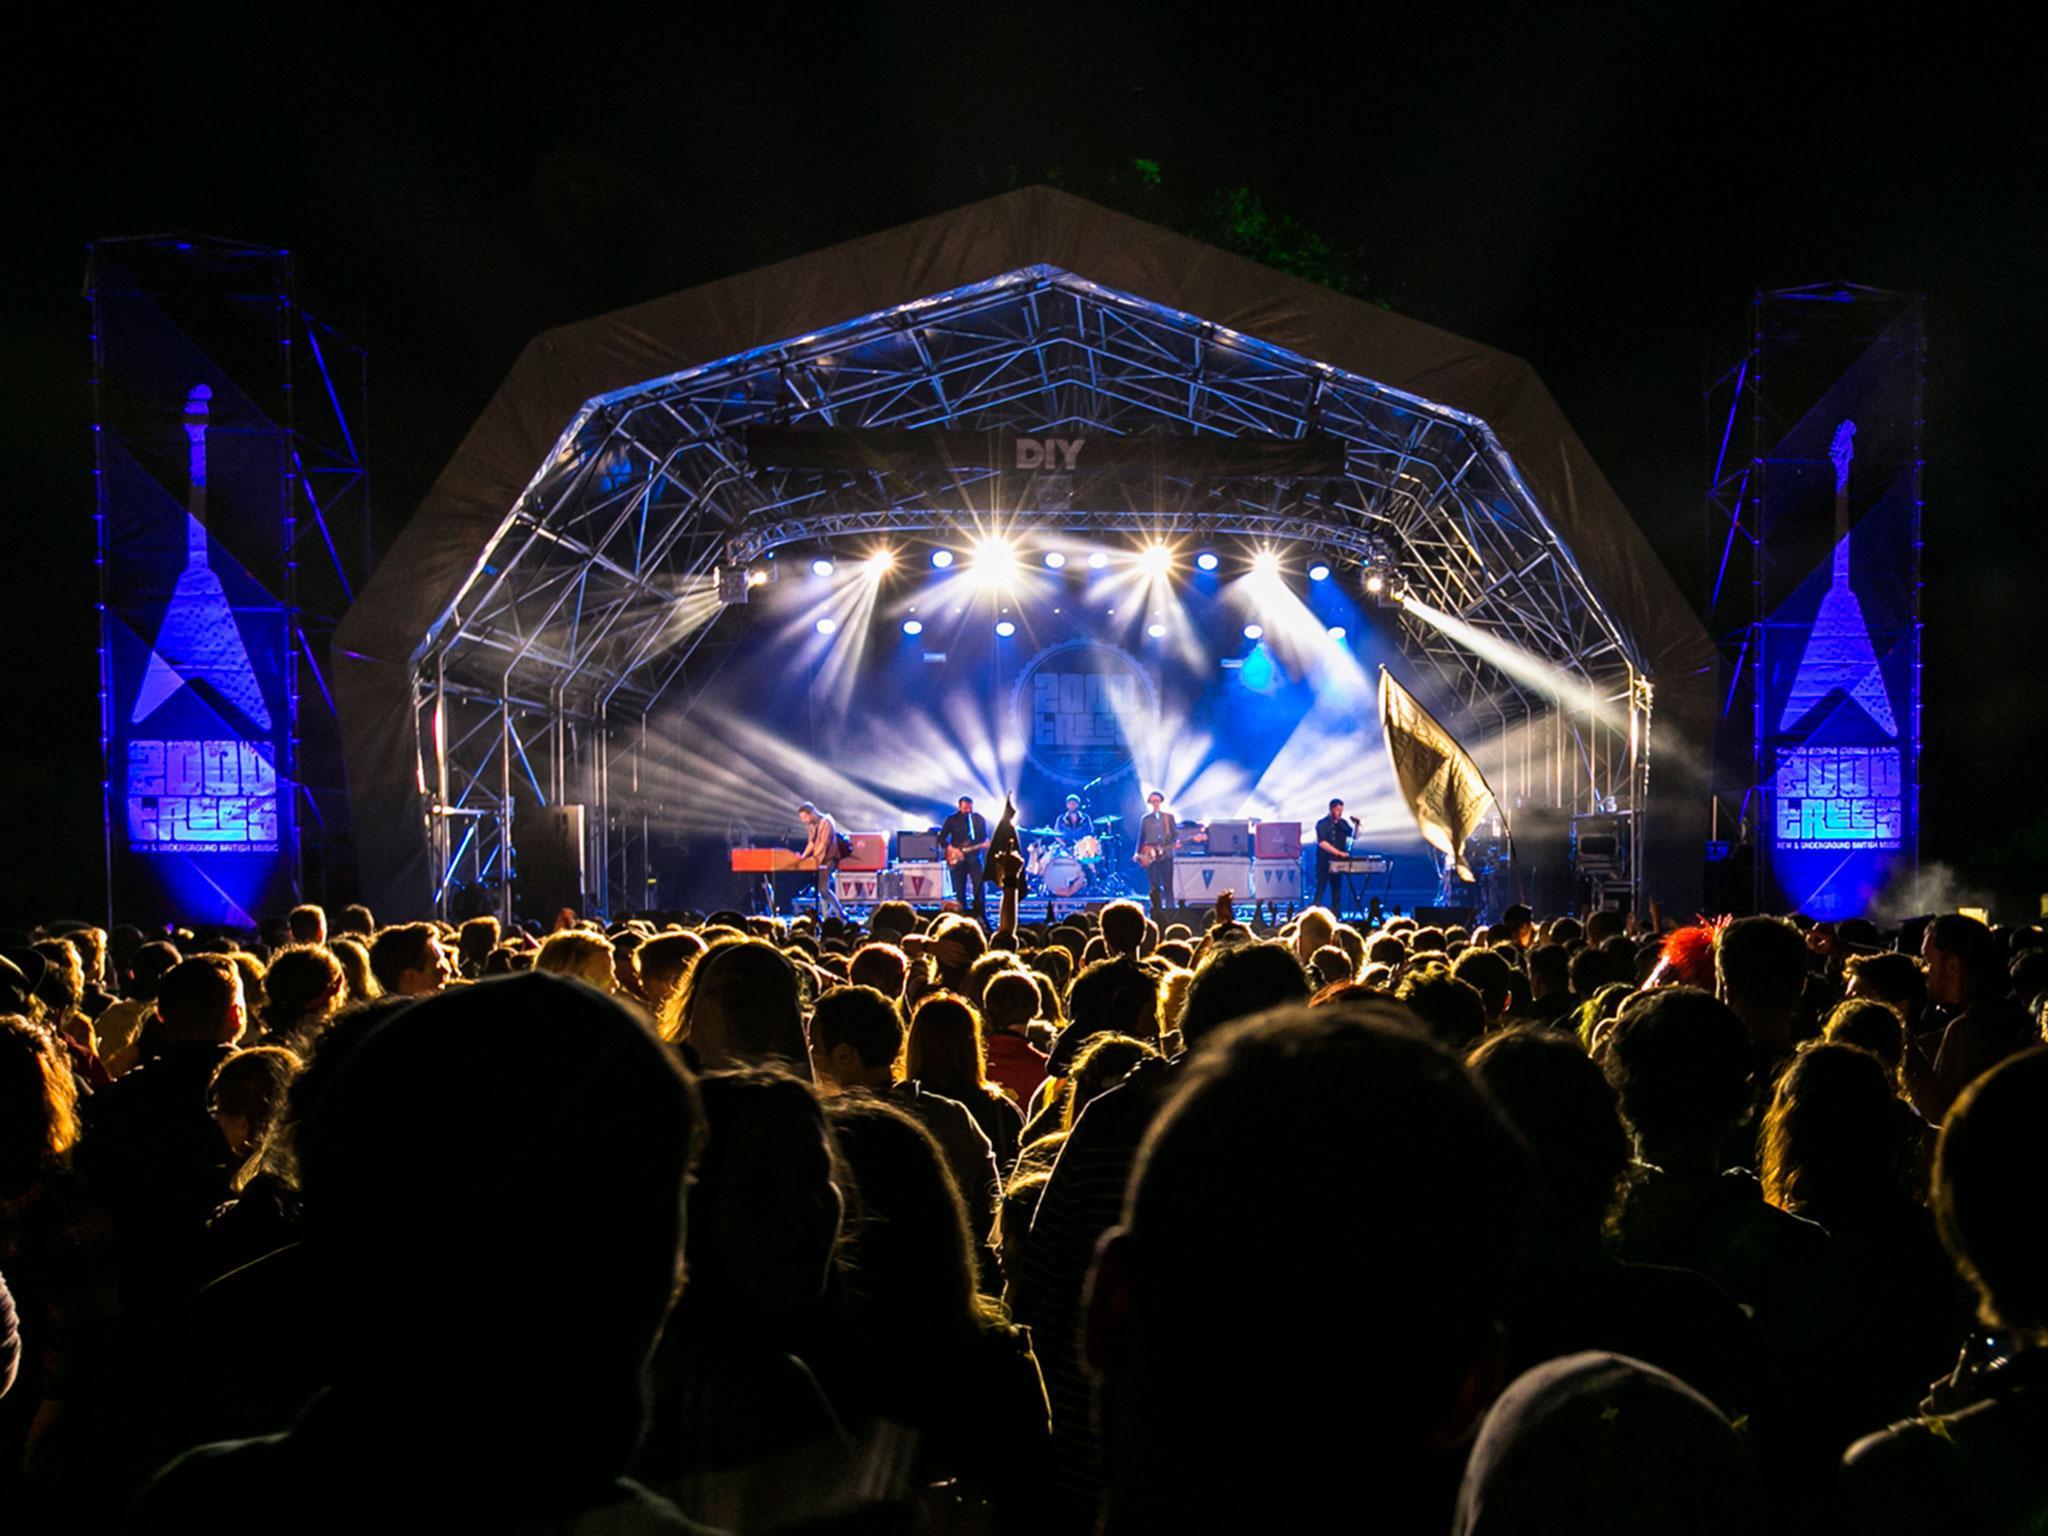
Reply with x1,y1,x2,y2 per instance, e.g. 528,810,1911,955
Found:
333,185,1715,916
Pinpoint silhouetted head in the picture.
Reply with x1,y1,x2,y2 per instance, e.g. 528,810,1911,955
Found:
1469,1026,1629,1254
296,973,701,1483
1935,1046,2048,1342
1603,987,1753,1165
687,1067,843,1327
681,938,806,1071
1090,1001,1531,1530
1922,913,2004,1010
1715,916,1808,1036
1176,941,1310,1047
1759,1042,1904,1221
1454,1352,1760,1536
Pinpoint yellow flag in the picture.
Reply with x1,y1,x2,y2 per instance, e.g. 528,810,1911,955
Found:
1378,668,1500,882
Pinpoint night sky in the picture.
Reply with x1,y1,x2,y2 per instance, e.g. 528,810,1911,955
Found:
5,7,2040,928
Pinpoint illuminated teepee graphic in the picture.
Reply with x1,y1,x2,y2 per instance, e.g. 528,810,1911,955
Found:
130,385,272,732
1777,420,1897,739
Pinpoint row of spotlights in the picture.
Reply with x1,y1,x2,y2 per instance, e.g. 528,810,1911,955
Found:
867,616,1348,643
791,547,1374,583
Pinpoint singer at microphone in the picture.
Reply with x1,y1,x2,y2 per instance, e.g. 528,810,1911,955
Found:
1313,797,1355,913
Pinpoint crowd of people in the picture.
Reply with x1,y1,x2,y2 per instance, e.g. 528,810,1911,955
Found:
3,873,2047,1532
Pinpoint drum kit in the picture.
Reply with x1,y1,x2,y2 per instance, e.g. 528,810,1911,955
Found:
1022,815,1127,901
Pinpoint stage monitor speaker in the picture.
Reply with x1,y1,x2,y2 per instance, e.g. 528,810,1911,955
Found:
1205,819,1250,856
897,830,941,862
516,805,586,917
1254,821,1302,859
1415,905,1478,930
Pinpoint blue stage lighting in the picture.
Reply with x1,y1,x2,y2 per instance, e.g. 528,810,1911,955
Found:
1087,551,1110,570
816,617,838,636
931,549,955,569
811,557,835,577
1147,622,1168,638
995,620,1017,638
1308,562,1331,582
1243,623,1264,640
902,619,924,637
1327,625,1347,640
1196,551,1220,572
1044,550,1067,569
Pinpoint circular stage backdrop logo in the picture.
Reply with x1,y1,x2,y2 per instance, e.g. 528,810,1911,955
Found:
1014,640,1158,786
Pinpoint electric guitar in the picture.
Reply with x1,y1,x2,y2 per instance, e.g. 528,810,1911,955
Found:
945,839,988,867
1777,420,1898,739
132,385,273,733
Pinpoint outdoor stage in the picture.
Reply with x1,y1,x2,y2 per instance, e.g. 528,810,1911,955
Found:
330,187,1716,927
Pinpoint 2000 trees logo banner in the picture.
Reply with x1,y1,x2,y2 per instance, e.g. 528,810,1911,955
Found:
1013,640,1159,786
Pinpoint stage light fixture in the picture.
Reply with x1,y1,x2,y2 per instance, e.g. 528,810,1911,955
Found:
1196,551,1220,572
1087,551,1110,570
1327,625,1347,640
902,619,924,637
1044,550,1067,570
1141,543,1174,576
868,549,896,574
931,549,955,569
1252,550,1282,579
811,557,835,578
995,620,1016,638
1243,623,1265,640
1147,622,1168,638
746,568,768,588
1364,573,1386,594
1308,561,1331,582
973,538,1018,585
815,618,838,636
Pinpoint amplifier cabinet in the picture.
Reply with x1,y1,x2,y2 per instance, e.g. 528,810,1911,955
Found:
1251,860,1302,902
1253,821,1302,859
835,871,880,903
880,862,949,902
1173,858,1254,903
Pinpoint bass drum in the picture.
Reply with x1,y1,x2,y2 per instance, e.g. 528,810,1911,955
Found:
1040,854,1087,898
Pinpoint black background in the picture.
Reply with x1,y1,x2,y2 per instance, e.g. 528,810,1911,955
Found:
5,5,2041,928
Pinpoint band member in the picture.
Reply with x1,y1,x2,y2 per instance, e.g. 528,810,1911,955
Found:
1314,797,1356,912
1137,790,1176,916
797,801,847,920
1053,795,1091,837
941,795,991,920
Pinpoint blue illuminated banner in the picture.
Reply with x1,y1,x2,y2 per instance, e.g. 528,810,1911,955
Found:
91,242,298,928
1773,745,1902,850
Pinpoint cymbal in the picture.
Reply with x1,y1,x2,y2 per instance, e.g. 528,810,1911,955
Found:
1092,815,1121,825
1022,825,1062,836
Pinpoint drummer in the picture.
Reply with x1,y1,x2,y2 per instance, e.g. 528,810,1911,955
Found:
1052,795,1092,839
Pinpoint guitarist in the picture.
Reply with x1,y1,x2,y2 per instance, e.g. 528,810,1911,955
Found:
941,795,991,923
1136,790,1177,917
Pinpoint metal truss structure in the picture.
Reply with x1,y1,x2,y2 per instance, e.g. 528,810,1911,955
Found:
1703,282,1924,911
412,267,1652,917
88,235,370,918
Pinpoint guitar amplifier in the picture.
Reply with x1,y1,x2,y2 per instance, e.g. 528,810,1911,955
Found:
841,832,886,871
1173,858,1253,903
1253,821,1302,859
1204,819,1251,856
897,830,942,862
1251,860,1302,902
835,871,880,903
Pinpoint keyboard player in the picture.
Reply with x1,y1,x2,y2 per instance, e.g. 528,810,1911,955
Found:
1313,798,1357,912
